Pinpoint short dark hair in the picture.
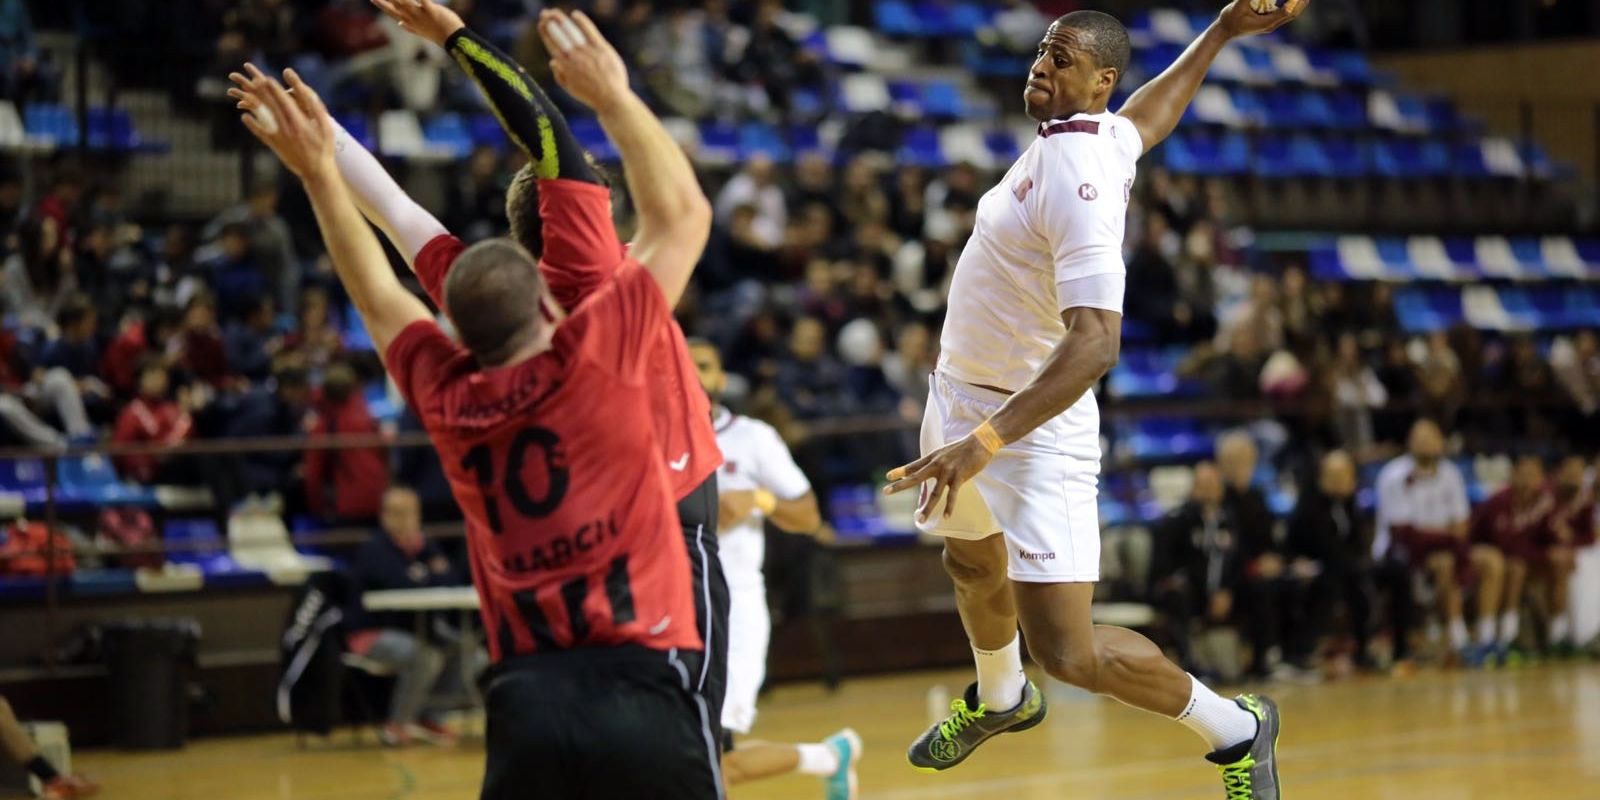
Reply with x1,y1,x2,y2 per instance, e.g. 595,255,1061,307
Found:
444,238,545,366
56,294,95,329
1055,11,1131,81
505,154,612,259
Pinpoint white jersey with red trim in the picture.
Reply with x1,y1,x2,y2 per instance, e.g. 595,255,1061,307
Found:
937,111,1142,459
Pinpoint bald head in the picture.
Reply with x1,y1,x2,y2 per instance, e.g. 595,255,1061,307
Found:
443,238,546,366
1320,450,1357,499
1216,432,1258,491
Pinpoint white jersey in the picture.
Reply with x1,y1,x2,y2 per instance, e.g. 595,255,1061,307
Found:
713,408,813,596
938,111,1142,460
1373,454,1471,559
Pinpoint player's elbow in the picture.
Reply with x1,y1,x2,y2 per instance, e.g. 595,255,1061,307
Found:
785,497,823,534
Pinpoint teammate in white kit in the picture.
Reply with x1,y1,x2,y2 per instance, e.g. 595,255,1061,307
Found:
881,3,1306,798
689,340,862,799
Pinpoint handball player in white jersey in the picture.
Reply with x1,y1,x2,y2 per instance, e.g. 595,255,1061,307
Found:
881,3,1306,797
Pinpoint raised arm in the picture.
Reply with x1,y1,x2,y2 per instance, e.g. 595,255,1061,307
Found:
372,0,600,185
236,65,429,361
1118,0,1307,154
228,75,448,268
537,10,711,306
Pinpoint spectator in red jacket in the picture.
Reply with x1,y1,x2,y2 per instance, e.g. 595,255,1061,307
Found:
304,362,387,523
1471,454,1558,659
175,293,231,389
112,360,194,484
101,308,179,398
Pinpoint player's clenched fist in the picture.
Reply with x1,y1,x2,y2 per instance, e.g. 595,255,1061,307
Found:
370,0,465,48
233,64,335,180
537,10,630,114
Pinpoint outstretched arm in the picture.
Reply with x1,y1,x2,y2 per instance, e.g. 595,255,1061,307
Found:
228,76,448,268
1118,0,1308,153
372,0,600,184
538,10,711,306
236,65,429,362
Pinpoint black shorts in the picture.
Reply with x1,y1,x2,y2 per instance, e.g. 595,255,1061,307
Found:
479,647,724,800
676,472,729,744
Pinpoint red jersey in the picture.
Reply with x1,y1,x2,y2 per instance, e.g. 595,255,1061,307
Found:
1470,486,1554,557
1549,489,1596,548
412,179,720,501
386,264,700,661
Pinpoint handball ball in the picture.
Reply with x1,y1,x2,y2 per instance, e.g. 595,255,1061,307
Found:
1249,0,1279,12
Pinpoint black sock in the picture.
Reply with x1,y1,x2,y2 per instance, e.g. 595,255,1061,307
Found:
26,756,60,783
1205,737,1254,765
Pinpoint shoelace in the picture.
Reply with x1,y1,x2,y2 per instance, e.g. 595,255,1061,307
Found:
1217,757,1256,800
937,698,987,740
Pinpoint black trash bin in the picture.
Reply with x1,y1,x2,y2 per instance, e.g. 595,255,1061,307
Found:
101,618,201,749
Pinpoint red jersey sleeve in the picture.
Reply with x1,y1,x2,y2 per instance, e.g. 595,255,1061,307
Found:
413,234,467,307
385,319,468,419
565,264,668,385
538,179,625,310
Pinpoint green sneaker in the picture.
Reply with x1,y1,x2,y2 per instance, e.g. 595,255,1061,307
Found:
1205,694,1281,799
907,680,1047,772
822,728,861,800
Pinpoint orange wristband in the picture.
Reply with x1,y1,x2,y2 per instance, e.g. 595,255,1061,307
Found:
971,421,1005,455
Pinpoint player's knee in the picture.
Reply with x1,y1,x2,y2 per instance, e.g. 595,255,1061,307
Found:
942,544,1005,589
1474,547,1505,576
1031,644,1100,692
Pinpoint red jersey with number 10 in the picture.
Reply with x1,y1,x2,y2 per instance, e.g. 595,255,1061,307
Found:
386,265,700,661
412,179,720,502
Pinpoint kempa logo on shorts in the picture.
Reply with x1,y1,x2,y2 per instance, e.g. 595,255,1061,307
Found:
1019,550,1056,561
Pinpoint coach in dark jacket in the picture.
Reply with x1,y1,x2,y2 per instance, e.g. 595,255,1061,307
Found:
1287,450,1386,670
342,486,468,745
1151,462,1242,673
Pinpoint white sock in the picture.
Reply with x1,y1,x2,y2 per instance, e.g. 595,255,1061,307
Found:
1551,613,1572,644
1498,612,1519,647
1175,674,1258,752
973,635,1026,711
1476,616,1497,646
795,743,839,776
1449,618,1470,650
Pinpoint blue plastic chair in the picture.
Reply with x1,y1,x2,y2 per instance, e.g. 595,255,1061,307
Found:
874,0,922,37
422,113,473,158
922,80,965,120
897,127,945,168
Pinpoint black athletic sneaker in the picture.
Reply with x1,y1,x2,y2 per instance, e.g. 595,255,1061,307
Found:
1205,694,1281,799
907,680,1047,772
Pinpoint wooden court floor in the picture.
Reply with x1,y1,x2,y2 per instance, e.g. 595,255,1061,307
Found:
76,664,1600,799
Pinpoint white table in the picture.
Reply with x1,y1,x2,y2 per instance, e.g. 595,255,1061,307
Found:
362,586,485,713
363,586,481,612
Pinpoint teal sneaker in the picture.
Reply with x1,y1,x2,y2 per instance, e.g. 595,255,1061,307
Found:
907,680,1048,772
1205,694,1281,799
823,728,861,800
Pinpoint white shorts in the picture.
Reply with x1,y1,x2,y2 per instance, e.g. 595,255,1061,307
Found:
917,372,1102,583
720,587,771,736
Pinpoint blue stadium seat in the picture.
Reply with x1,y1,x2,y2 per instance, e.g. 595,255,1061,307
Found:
365,381,399,423
1258,88,1303,127
24,103,78,147
873,0,922,37
697,121,739,164
335,113,376,152
422,113,473,158
469,114,508,150
1326,91,1368,130
72,569,139,597
738,121,788,162
568,117,618,161
0,458,46,504
922,80,966,120
163,518,234,572
86,108,136,151
787,124,824,156
897,127,945,168
984,128,1020,164
1162,130,1249,176
1452,142,1491,178
56,455,156,509
947,3,992,37
914,1,954,37
887,80,924,115
1322,137,1369,177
